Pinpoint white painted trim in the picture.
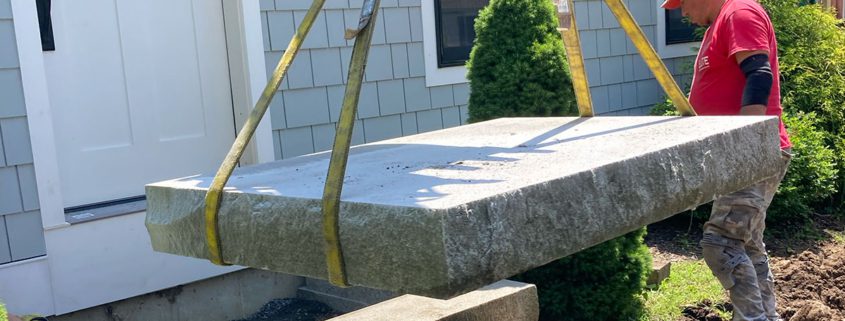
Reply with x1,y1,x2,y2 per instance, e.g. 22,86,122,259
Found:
10,0,67,231
655,8,699,59
421,0,469,87
224,0,275,165
0,257,54,316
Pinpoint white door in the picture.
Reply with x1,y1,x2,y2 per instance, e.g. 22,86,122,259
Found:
45,0,236,207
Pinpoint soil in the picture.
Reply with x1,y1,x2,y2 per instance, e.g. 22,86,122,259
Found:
646,213,845,321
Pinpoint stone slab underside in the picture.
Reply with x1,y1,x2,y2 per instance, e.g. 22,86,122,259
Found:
146,116,783,299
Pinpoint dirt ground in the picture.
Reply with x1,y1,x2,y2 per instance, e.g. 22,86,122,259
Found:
646,213,845,321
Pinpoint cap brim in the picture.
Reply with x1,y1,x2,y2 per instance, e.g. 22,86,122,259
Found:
661,0,681,9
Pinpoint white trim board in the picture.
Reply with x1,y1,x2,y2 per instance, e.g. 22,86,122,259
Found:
421,0,469,87
655,8,699,59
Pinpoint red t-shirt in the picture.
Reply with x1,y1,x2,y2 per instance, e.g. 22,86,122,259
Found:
688,0,792,149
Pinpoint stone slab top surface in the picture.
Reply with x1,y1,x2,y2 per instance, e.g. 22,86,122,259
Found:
150,116,778,210
146,116,783,298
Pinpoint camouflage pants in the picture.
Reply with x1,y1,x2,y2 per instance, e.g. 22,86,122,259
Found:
700,149,792,321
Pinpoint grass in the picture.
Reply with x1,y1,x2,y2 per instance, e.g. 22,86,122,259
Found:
826,228,845,244
1,302,7,321
639,260,729,321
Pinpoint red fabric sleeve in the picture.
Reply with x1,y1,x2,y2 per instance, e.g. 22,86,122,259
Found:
723,9,770,59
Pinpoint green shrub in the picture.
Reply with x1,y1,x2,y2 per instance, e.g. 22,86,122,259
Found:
466,0,576,122
769,112,839,223
468,0,650,319
513,229,652,321
761,0,845,210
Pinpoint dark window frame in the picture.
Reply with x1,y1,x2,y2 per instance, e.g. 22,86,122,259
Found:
664,8,699,45
433,0,487,68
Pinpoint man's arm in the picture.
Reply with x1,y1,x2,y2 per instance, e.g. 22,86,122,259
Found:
735,50,772,115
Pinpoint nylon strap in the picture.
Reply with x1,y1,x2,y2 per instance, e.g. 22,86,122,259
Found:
204,0,328,266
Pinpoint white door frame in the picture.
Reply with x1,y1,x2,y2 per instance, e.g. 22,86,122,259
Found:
12,0,272,230
8,0,271,315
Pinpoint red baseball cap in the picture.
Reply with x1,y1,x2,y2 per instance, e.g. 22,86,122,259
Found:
661,0,681,9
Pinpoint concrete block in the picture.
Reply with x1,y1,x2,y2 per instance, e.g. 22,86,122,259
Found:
0,20,18,69
407,42,425,77
409,7,423,42
378,80,406,116
600,56,625,85
0,69,25,118
365,45,394,82
6,210,45,261
311,48,344,86
283,87,329,128
383,8,411,43
416,109,442,133
295,10,329,49
363,115,402,142
1,117,33,166
648,261,672,288
326,10,348,48
17,164,39,211
401,113,418,136
429,86,453,109
391,44,410,79
279,126,315,158
328,280,538,321
0,217,10,263
403,77,431,112
267,11,295,51
146,117,784,298
298,278,396,312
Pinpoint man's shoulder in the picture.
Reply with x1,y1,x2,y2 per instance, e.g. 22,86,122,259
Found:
723,0,769,20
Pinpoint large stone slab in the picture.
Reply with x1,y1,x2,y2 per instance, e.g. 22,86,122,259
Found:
146,116,783,298
327,280,538,321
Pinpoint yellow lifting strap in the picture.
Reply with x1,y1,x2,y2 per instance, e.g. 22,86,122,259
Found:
322,0,382,287
555,0,696,117
203,0,328,266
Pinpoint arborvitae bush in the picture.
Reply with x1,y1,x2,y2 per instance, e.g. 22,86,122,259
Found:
513,229,652,321
467,0,650,319
466,0,576,122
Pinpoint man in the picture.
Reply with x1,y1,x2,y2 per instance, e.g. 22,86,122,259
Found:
660,0,792,320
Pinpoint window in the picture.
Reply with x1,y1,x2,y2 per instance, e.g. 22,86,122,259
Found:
434,0,488,67
665,9,698,45
655,7,701,58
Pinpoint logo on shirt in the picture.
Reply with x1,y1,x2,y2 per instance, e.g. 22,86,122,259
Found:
698,56,710,72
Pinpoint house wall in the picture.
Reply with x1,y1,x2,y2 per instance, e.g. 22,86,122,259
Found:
0,0,46,266
260,0,695,159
